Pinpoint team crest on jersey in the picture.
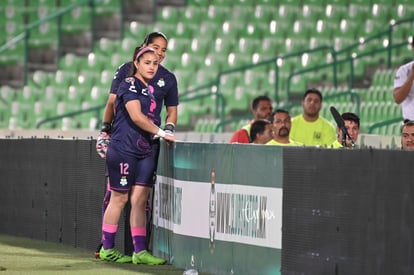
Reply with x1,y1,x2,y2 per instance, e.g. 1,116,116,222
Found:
157,78,165,87
120,176,128,186
125,77,134,83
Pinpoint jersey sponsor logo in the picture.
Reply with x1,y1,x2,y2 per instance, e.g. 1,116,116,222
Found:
157,78,165,87
125,78,137,93
128,84,137,93
141,88,148,96
150,99,156,112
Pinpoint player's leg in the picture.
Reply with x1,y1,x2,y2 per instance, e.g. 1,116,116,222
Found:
99,147,132,263
94,173,111,258
130,156,166,265
145,139,161,251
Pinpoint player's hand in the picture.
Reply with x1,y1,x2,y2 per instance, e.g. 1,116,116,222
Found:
163,132,177,142
96,131,111,158
164,122,175,136
96,122,112,159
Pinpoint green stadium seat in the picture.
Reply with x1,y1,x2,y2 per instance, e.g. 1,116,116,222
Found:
28,21,58,49
61,5,91,34
238,23,264,40
180,52,202,72
124,21,151,40
94,0,121,16
203,52,225,74
216,20,244,41
172,21,193,39
99,69,113,88
193,21,217,41
277,3,301,21
187,0,210,6
87,84,108,106
255,0,278,5
180,5,204,26
167,37,191,58
223,85,251,116
251,5,276,24
177,102,193,128
302,3,324,22
206,5,231,23
27,0,58,23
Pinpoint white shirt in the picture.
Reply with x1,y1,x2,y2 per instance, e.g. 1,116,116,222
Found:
394,60,414,120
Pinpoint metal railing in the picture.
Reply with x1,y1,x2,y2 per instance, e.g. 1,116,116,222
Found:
204,17,413,132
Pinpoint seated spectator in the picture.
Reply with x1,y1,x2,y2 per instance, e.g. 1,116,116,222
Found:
249,119,273,144
331,112,360,148
290,88,336,146
401,120,414,150
229,95,273,143
266,109,302,146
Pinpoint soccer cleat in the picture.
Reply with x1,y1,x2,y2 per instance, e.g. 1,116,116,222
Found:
132,250,166,265
94,243,103,259
99,247,132,263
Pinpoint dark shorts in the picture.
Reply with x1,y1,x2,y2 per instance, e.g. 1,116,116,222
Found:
106,146,156,192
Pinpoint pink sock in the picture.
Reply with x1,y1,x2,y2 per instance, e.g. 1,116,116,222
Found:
131,226,146,253
102,223,118,250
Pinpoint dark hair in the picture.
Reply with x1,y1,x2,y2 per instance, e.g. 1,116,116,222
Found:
142,31,168,47
129,32,168,75
129,46,156,75
402,120,414,133
303,88,323,101
269,109,289,123
252,95,271,110
250,119,271,143
341,112,360,128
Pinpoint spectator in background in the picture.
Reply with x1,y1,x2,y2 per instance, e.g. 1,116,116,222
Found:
249,119,273,144
401,120,414,150
266,109,301,146
229,95,273,143
393,38,414,121
330,112,360,148
290,88,336,146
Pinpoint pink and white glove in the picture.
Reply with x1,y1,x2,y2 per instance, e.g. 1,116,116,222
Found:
96,132,110,159
96,122,111,159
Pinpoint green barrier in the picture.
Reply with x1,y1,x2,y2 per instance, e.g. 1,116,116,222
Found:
152,141,283,275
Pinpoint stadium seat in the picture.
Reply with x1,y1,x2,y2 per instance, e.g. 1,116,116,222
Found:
60,5,91,34
27,0,58,23
28,21,58,49
94,0,121,16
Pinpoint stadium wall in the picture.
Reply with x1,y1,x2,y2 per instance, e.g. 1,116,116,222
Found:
0,138,412,275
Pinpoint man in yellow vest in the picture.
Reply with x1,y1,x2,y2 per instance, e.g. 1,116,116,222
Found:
290,88,336,147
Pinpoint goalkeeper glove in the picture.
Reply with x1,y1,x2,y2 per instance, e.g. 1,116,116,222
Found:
164,122,175,136
96,122,111,159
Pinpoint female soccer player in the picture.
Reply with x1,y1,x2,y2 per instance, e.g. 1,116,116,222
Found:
99,47,176,265
95,32,179,257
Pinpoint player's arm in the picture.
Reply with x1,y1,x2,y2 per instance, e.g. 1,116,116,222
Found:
164,105,177,134
126,100,176,141
394,64,414,104
102,93,117,125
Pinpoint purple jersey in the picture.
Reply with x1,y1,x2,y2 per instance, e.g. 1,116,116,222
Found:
109,76,156,159
110,62,179,126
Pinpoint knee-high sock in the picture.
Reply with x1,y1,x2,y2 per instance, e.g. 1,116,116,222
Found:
102,223,118,250
131,226,146,253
